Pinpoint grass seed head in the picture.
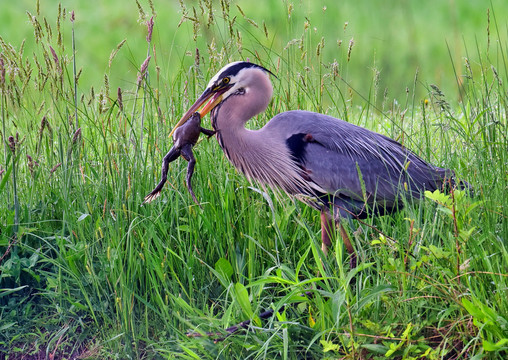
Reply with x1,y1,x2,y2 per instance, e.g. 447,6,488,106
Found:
76,67,82,83
38,116,47,137
0,56,5,88
49,46,59,68
487,8,490,52
50,162,61,174
8,135,16,154
27,154,38,176
109,39,127,68
72,127,81,144
206,0,214,27
195,48,200,67
57,4,62,47
148,0,155,16
27,12,43,43
146,16,154,43
347,37,354,62
117,87,123,112
137,55,151,86
136,0,147,23
491,65,501,86
43,18,52,41
104,74,109,98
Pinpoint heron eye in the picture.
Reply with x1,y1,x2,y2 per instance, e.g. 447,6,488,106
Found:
222,77,230,84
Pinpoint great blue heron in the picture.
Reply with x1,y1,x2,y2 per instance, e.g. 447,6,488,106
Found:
170,61,466,267
144,112,215,206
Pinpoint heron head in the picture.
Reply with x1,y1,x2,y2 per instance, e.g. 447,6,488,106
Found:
169,61,275,137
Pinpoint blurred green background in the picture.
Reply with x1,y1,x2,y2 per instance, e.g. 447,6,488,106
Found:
1,0,506,104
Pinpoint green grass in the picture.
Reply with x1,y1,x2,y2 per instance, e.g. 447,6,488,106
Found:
1,0,507,359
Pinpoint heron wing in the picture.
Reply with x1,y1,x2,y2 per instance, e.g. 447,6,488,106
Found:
265,110,450,216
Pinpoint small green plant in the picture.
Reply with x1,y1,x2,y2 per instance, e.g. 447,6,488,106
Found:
424,188,481,280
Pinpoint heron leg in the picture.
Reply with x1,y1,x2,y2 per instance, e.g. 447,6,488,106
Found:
180,145,201,207
320,210,334,255
144,146,180,203
338,222,357,269
320,209,357,268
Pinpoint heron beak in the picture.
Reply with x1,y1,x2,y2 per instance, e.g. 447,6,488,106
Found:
169,85,229,137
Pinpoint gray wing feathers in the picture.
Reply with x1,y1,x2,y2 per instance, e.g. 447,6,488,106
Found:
266,110,451,206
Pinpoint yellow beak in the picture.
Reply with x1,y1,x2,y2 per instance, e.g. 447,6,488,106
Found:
169,86,227,138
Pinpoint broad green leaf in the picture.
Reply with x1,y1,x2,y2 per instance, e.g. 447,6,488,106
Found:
361,343,388,354
234,283,253,319
425,189,451,206
483,338,508,351
214,257,233,286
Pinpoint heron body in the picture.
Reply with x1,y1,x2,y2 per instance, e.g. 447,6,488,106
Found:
170,61,465,266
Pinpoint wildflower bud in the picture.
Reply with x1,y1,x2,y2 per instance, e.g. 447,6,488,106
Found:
146,16,154,43
70,10,75,23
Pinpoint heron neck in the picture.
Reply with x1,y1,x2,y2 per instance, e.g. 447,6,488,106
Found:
212,68,273,131
211,98,304,194
212,103,264,168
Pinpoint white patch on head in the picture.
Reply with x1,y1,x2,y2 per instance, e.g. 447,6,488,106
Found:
207,61,244,88
220,66,271,102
